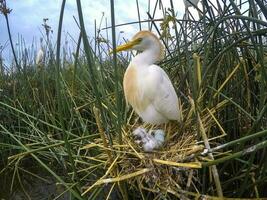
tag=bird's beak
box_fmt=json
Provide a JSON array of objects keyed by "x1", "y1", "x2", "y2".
[{"x1": 110, "y1": 38, "x2": 141, "y2": 54}]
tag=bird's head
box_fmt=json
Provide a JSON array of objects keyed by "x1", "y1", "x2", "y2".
[{"x1": 113, "y1": 30, "x2": 165, "y2": 61}]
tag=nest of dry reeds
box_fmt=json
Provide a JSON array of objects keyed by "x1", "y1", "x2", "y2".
[{"x1": 81, "y1": 98, "x2": 228, "y2": 198}]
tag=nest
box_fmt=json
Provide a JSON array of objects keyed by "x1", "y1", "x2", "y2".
[
  {"x1": 113, "y1": 122, "x2": 203, "y2": 198},
  {"x1": 81, "y1": 100, "x2": 228, "y2": 198}
]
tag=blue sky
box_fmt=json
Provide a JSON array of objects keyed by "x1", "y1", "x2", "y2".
[{"x1": 0, "y1": 0, "x2": 188, "y2": 65}]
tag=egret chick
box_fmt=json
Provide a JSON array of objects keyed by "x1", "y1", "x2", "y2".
[{"x1": 133, "y1": 127, "x2": 165, "y2": 152}]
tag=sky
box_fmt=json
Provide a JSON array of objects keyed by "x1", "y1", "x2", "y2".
[{"x1": 0, "y1": 0, "x2": 192, "y2": 66}]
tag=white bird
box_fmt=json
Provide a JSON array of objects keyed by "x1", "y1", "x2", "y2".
[
  {"x1": 183, "y1": 0, "x2": 201, "y2": 20},
  {"x1": 115, "y1": 30, "x2": 181, "y2": 125},
  {"x1": 114, "y1": 31, "x2": 182, "y2": 151},
  {"x1": 36, "y1": 38, "x2": 44, "y2": 66},
  {"x1": 183, "y1": 0, "x2": 199, "y2": 10},
  {"x1": 36, "y1": 47, "x2": 44, "y2": 66}
]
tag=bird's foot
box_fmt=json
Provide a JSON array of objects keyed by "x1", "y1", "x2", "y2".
[{"x1": 132, "y1": 127, "x2": 165, "y2": 152}]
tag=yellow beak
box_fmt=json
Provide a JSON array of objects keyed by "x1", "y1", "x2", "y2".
[{"x1": 110, "y1": 38, "x2": 141, "y2": 54}]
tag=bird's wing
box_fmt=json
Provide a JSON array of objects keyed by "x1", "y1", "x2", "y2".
[{"x1": 142, "y1": 64, "x2": 181, "y2": 121}]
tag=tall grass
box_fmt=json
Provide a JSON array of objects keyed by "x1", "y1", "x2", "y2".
[{"x1": 0, "y1": 0, "x2": 267, "y2": 199}]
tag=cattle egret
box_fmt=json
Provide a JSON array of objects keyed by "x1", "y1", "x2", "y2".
[
  {"x1": 115, "y1": 31, "x2": 181, "y2": 124},
  {"x1": 36, "y1": 48, "x2": 44, "y2": 65},
  {"x1": 183, "y1": 0, "x2": 199, "y2": 9},
  {"x1": 114, "y1": 31, "x2": 182, "y2": 151},
  {"x1": 36, "y1": 38, "x2": 44, "y2": 66},
  {"x1": 183, "y1": 0, "x2": 201, "y2": 20}
]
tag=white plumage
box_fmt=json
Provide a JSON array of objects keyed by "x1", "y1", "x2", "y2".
[
  {"x1": 133, "y1": 127, "x2": 165, "y2": 152},
  {"x1": 183, "y1": 0, "x2": 200, "y2": 9},
  {"x1": 131, "y1": 63, "x2": 181, "y2": 124},
  {"x1": 116, "y1": 31, "x2": 181, "y2": 125},
  {"x1": 114, "y1": 31, "x2": 182, "y2": 151},
  {"x1": 36, "y1": 48, "x2": 44, "y2": 65}
]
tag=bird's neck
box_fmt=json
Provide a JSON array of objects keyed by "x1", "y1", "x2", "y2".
[{"x1": 132, "y1": 48, "x2": 160, "y2": 67}]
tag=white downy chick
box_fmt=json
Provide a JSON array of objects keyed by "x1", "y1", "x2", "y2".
[
  {"x1": 133, "y1": 127, "x2": 165, "y2": 152},
  {"x1": 152, "y1": 129, "x2": 165, "y2": 144},
  {"x1": 132, "y1": 127, "x2": 147, "y2": 144}
]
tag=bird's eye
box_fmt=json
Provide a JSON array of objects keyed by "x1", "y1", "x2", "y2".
[{"x1": 137, "y1": 38, "x2": 142, "y2": 43}]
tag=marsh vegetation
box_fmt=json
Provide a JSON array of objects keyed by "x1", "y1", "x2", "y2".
[{"x1": 0, "y1": 0, "x2": 267, "y2": 199}]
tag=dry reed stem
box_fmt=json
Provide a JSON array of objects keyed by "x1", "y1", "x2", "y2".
[
  {"x1": 153, "y1": 159, "x2": 201, "y2": 168},
  {"x1": 82, "y1": 155, "x2": 120, "y2": 195},
  {"x1": 93, "y1": 106, "x2": 112, "y2": 161},
  {"x1": 197, "y1": 113, "x2": 223, "y2": 197},
  {"x1": 82, "y1": 168, "x2": 152, "y2": 196}
]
